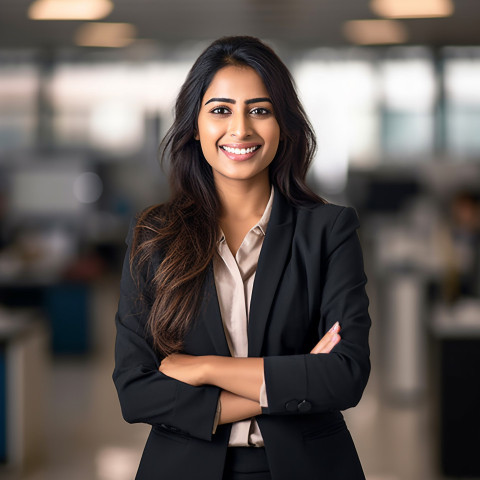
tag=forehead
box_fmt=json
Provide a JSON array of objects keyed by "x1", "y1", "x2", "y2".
[{"x1": 203, "y1": 66, "x2": 269, "y2": 100}]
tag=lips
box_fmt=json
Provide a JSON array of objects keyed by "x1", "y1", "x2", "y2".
[{"x1": 219, "y1": 144, "x2": 261, "y2": 161}]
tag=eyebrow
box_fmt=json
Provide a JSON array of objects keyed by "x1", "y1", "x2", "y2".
[{"x1": 204, "y1": 97, "x2": 272, "y2": 105}]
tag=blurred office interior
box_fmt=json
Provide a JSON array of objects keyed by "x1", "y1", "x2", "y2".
[{"x1": 1, "y1": 0, "x2": 480, "y2": 479}]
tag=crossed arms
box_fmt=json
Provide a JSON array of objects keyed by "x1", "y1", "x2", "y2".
[{"x1": 158, "y1": 322, "x2": 341, "y2": 424}]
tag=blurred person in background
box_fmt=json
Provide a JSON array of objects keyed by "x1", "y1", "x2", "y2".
[
  {"x1": 442, "y1": 190, "x2": 480, "y2": 302},
  {"x1": 113, "y1": 36, "x2": 371, "y2": 480}
]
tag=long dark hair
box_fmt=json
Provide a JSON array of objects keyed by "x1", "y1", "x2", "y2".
[{"x1": 131, "y1": 36, "x2": 325, "y2": 356}]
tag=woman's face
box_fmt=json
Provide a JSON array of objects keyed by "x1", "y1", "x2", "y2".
[{"x1": 195, "y1": 65, "x2": 281, "y2": 188}]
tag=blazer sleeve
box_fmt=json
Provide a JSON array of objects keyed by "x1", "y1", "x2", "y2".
[
  {"x1": 262, "y1": 206, "x2": 371, "y2": 415},
  {"x1": 112, "y1": 218, "x2": 220, "y2": 441}
]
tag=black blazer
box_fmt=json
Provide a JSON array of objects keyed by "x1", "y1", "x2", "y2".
[{"x1": 113, "y1": 189, "x2": 371, "y2": 480}]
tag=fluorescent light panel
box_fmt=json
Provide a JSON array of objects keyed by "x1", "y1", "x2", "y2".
[
  {"x1": 370, "y1": 0, "x2": 454, "y2": 18},
  {"x1": 75, "y1": 23, "x2": 136, "y2": 48},
  {"x1": 28, "y1": 0, "x2": 113, "y2": 20},
  {"x1": 343, "y1": 19, "x2": 408, "y2": 45}
]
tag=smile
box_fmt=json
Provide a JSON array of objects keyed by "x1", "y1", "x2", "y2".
[{"x1": 220, "y1": 145, "x2": 261, "y2": 155}]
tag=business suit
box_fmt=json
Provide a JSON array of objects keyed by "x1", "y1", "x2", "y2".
[{"x1": 113, "y1": 188, "x2": 371, "y2": 480}]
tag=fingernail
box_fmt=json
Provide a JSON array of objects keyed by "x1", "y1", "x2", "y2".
[
  {"x1": 329, "y1": 322, "x2": 339, "y2": 333},
  {"x1": 330, "y1": 333, "x2": 339, "y2": 343}
]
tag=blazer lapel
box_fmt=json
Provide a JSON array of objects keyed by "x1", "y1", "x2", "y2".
[
  {"x1": 248, "y1": 190, "x2": 294, "y2": 357},
  {"x1": 196, "y1": 265, "x2": 231, "y2": 356}
]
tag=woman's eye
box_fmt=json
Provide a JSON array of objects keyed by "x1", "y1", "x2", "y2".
[
  {"x1": 211, "y1": 106, "x2": 230, "y2": 115},
  {"x1": 250, "y1": 107, "x2": 270, "y2": 116}
]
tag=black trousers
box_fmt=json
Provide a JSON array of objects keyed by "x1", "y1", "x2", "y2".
[{"x1": 223, "y1": 447, "x2": 271, "y2": 480}]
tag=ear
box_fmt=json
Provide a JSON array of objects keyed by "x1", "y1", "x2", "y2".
[{"x1": 194, "y1": 131, "x2": 200, "y2": 141}]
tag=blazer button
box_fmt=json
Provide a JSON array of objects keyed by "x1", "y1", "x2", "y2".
[
  {"x1": 285, "y1": 400, "x2": 299, "y2": 412},
  {"x1": 298, "y1": 400, "x2": 311, "y2": 412}
]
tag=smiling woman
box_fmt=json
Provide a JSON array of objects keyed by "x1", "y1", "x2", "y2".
[
  {"x1": 112, "y1": 36, "x2": 371, "y2": 480},
  {"x1": 195, "y1": 66, "x2": 281, "y2": 189}
]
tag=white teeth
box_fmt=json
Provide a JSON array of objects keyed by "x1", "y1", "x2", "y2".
[{"x1": 222, "y1": 146, "x2": 259, "y2": 154}]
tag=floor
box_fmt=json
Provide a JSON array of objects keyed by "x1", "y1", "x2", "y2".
[{"x1": 0, "y1": 275, "x2": 454, "y2": 480}]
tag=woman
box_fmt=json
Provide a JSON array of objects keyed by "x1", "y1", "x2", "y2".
[{"x1": 113, "y1": 36, "x2": 371, "y2": 480}]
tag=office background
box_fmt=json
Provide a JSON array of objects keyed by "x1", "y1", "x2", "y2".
[{"x1": 1, "y1": 1, "x2": 480, "y2": 479}]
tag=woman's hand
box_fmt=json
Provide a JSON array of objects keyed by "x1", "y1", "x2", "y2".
[
  {"x1": 159, "y1": 353, "x2": 206, "y2": 386},
  {"x1": 310, "y1": 322, "x2": 341, "y2": 354}
]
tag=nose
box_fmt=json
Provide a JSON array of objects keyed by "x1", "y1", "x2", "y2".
[{"x1": 229, "y1": 113, "x2": 252, "y2": 138}]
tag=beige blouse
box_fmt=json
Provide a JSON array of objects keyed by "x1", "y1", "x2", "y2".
[{"x1": 212, "y1": 187, "x2": 274, "y2": 447}]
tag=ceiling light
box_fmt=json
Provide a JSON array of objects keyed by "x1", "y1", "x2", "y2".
[
  {"x1": 75, "y1": 23, "x2": 136, "y2": 48},
  {"x1": 28, "y1": 0, "x2": 113, "y2": 21},
  {"x1": 370, "y1": 0, "x2": 454, "y2": 18},
  {"x1": 343, "y1": 20, "x2": 408, "y2": 45}
]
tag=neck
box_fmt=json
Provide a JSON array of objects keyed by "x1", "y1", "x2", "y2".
[{"x1": 216, "y1": 178, "x2": 271, "y2": 222}]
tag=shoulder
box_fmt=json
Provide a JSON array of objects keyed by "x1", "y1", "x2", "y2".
[
  {"x1": 287, "y1": 201, "x2": 362, "y2": 259},
  {"x1": 135, "y1": 203, "x2": 166, "y2": 227},
  {"x1": 126, "y1": 204, "x2": 166, "y2": 244},
  {"x1": 124, "y1": 205, "x2": 167, "y2": 281},
  {"x1": 294, "y1": 201, "x2": 360, "y2": 232}
]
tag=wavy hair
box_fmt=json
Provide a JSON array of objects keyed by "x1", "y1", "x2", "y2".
[{"x1": 131, "y1": 36, "x2": 325, "y2": 356}]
